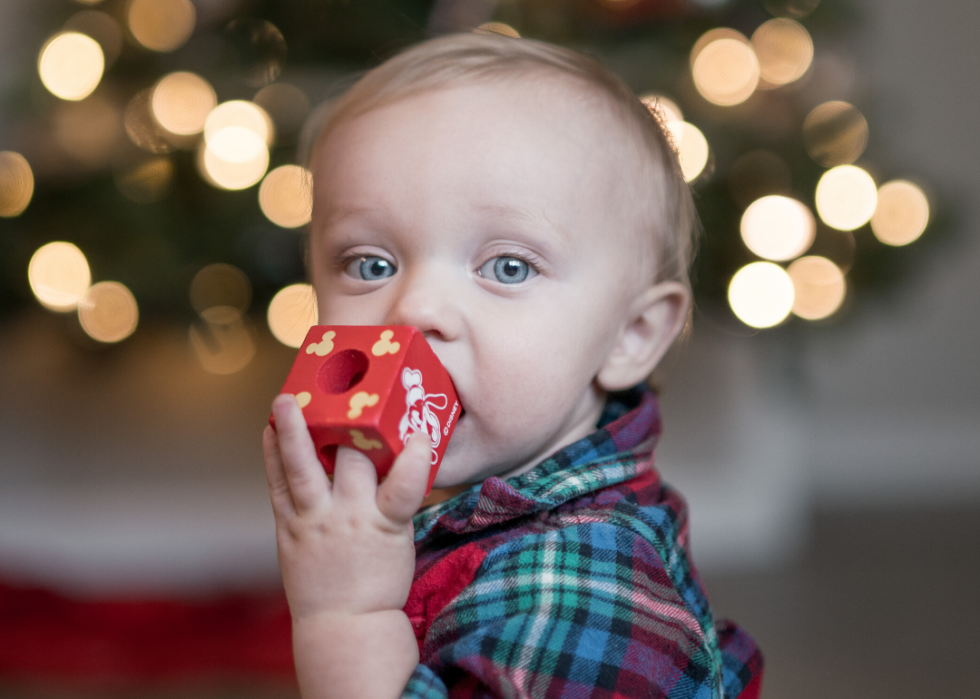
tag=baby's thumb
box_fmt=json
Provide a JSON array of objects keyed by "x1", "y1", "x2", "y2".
[{"x1": 377, "y1": 432, "x2": 432, "y2": 525}]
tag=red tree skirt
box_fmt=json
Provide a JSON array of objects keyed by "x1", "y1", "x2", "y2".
[{"x1": 0, "y1": 580, "x2": 294, "y2": 682}]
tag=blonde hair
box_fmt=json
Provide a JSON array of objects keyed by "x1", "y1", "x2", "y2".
[{"x1": 301, "y1": 33, "x2": 698, "y2": 286}]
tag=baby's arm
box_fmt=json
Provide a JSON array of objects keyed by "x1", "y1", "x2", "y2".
[{"x1": 263, "y1": 395, "x2": 432, "y2": 699}]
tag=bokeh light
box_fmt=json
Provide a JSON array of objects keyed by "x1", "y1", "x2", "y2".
[
  {"x1": 871, "y1": 180, "x2": 930, "y2": 246},
  {"x1": 475, "y1": 23, "x2": 521, "y2": 38},
  {"x1": 691, "y1": 29, "x2": 759, "y2": 106},
  {"x1": 0, "y1": 152, "x2": 35, "y2": 217},
  {"x1": 199, "y1": 141, "x2": 269, "y2": 190},
  {"x1": 751, "y1": 18, "x2": 813, "y2": 87},
  {"x1": 64, "y1": 11, "x2": 123, "y2": 67},
  {"x1": 259, "y1": 165, "x2": 313, "y2": 228},
  {"x1": 740, "y1": 195, "x2": 816, "y2": 261},
  {"x1": 128, "y1": 0, "x2": 196, "y2": 53},
  {"x1": 268, "y1": 283, "x2": 318, "y2": 348},
  {"x1": 787, "y1": 256, "x2": 846, "y2": 320},
  {"x1": 38, "y1": 32, "x2": 104, "y2": 101},
  {"x1": 204, "y1": 101, "x2": 274, "y2": 150},
  {"x1": 78, "y1": 281, "x2": 139, "y2": 342},
  {"x1": 803, "y1": 101, "x2": 869, "y2": 167},
  {"x1": 253, "y1": 84, "x2": 310, "y2": 146},
  {"x1": 666, "y1": 121, "x2": 709, "y2": 182},
  {"x1": 115, "y1": 156, "x2": 173, "y2": 203},
  {"x1": 190, "y1": 263, "x2": 252, "y2": 317},
  {"x1": 728, "y1": 261, "x2": 795, "y2": 328},
  {"x1": 199, "y1": 101, "x2": 272, "y2": 190},
  {"x1": 639, "y1": 94, "x2": 683, "y2": 124},
  {"x1": 125, "y1": 89, "x2": 174, "y2": 153},
  {"x1": 190, "y1": 313, "x2": 256, "y2": 375},
  {"x1": 815, "y1": 165, "x2": 878, "y2": 231},
  {"x1": 28, "y1": 242, "x2": 91, "y2": 312},
  {"x1": 151, "y1": 72, "x2": 217, "y2": 136}
]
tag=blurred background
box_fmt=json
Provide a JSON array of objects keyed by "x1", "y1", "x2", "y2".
[{"x1": 0, "y1": 0, "x2": 977, "y2": 697}]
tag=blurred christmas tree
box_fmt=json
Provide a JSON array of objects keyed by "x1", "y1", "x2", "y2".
[{"x1": 0, "y1": 0, "x2": 944, "y2": 367}]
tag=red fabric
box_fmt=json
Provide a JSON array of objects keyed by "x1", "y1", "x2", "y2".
[
  {"x1": 0, "y1": 581, "x2": 294, "y2": 682},
  {"x1": 403, "y1": 545, "x2": 487, "y2": 652}
]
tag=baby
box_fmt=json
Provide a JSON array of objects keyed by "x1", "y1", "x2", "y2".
[{"x1": 262, "y1": 33, "x2": 762, "y2": 699}]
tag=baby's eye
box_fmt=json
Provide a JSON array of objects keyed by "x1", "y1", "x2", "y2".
[
  {"x1": 346, "y1": 255, "x2": 396, "y2": 281},
  {"x1": 478, "y1": 256, "x2": 537, "y2": 284}
]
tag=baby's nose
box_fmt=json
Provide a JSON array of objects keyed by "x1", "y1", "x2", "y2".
[{"x1": 385, "y1": 268, "x2": 461, "y2": 342}]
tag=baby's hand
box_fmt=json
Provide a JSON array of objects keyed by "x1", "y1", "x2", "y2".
[{"x1": 262, "y1": 394, "x2": 432, "y2": 623}]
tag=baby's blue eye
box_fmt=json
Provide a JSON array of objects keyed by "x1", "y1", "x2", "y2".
[
  {"x1": 347, "y1": 256, "x2": 395, "y2": 281},
  {"x1": 480, "y1": 256, "x2": 535, "y2": 284}
]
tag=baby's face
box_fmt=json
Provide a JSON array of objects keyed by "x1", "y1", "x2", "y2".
[{"x1": 310, "y1": 81, "x2": 651, "y2": 486}]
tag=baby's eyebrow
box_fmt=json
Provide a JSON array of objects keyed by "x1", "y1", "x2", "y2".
[
  {"x1": 474, "y1": 203, "x2": 566, "y2": 243},
  {"x1": 319, "y1": 204, "x2": 382, "y2": 230}
]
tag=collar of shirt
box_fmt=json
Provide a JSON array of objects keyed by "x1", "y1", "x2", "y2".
[{"x1": 413, "y1": 385, "x2": 663, "y2": 542}]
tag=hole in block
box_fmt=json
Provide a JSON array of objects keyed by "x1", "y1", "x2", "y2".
[{"x1": 317, "y1": 348, "x2": 369, "y2": 394}]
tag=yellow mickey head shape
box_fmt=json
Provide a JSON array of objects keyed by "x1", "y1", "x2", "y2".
[
  {"x1": 371, "y1": 330, "x2": 400, "y2": 356},
  {"x1": 306, "y1": 331, "x2": 336, "y2": 357},
  {"x1": 350, "y1": 429, "x2": 383, "y2": 451},
  {"x1": 347, "y1": 391, "x2": 379, "y2": 419}
]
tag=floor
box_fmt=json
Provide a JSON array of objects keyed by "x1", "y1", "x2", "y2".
[{"x1": 1, "y1": 505, "x2": 977, "y2": 699}]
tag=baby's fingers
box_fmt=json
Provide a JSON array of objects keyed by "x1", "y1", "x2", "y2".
[
  {"x1": 262, "y1": 425, "x2": 296, "y2": 519},
  {"x1": 377, "y1": 432, "x2": 432, "y2": 525},
  {"x1": 270, "y1": 394, "x2": 329, "y2": 512}
]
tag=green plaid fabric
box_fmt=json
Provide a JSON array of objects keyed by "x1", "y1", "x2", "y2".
[{"x1": 402, "y1": 387, "x2": 762, "y2": 698}]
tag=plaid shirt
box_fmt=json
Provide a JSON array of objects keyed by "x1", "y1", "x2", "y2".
[{"x1": 402, "y1": 387, "x2": 763, "y2": 698}]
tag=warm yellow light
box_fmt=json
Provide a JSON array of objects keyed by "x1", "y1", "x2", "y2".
[
  {"x1": 115, "y1": 156, "x2": 173, "y2": 203},
  {"x1": 151, "y1": 72, "x2": 216, "y2": 136},
  {"x1": 803, "y1": 101, "x2": 868, "y2": 167},
  {"x1": 28, "y1": 242, "x2": 92, "y2": 312},
  {"x1": 787, "y1": 256, "x2": 846, "y2": 320},
  {"x1": 475, "y1": 22, "x2": 520, "y2": 38},
  {"x1": 0, "y1": 152, "x2": 35, "y2": 217},
  {"x1": 691, "y1": 29, "x2": 759, "y2": 107},
  {"x1": 815, "y1": 165, "x2": 878, "y2": 231},
  {"x1": 190, "y1": 314, "x2": 256, "y2": 375},
  {"x1": 204, "y1": 101, "x2": 274, "y2": 151},
  {"x1": 199, "y1": 102, "x2": 273, "y2": 188},
  {"x1": 125, "y1": 89, "x2": 174, "y2": 154},
  {"x1": 740, "y1": 195, "x2": 815, "y2": 261},
  {"x1": 78, "y1": 281, "x2": 139, "y2": 342},
  {"x1": 639, "y1": 94, "x2": 683, "y2": 124},
  {"x1": 665, "y1": 121, "x2": 709, "y2": 182},
  {"x1": 198, "y1": 139, "x2": 269, "y2": 191},
  {"x1": 728, "y1": 262, "x2": 795, "y2": 328},
  {"x1": 871, "y1": 180, "x2": 930, "y2": 246},
  {"x1": 751, "y1": 18, "x2": 813, "y2": 87},
  {"x1": 259, "y1": 165, "x2": 313, "y2": 228},
  {"x1": 128, "y1": 0, "x2": 196, "y2": 53},
  {"x1": 38, "y1": 32, "x2": 104, "y2": 101},
  {"x1": 268, "y1": 283, "x2": 318, "y2": 348},
  {"x1": 189, "y1": 263, "x2": 252, "y2": 317}
]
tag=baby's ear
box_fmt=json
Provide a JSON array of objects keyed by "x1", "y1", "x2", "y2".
[{"x1": 596, "y1": 282, "x2": 691, "y2": 392}]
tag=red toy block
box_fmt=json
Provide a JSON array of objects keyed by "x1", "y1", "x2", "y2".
[{"x1": 273, "y1": 325, "x2": 461, "y2": 493}]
